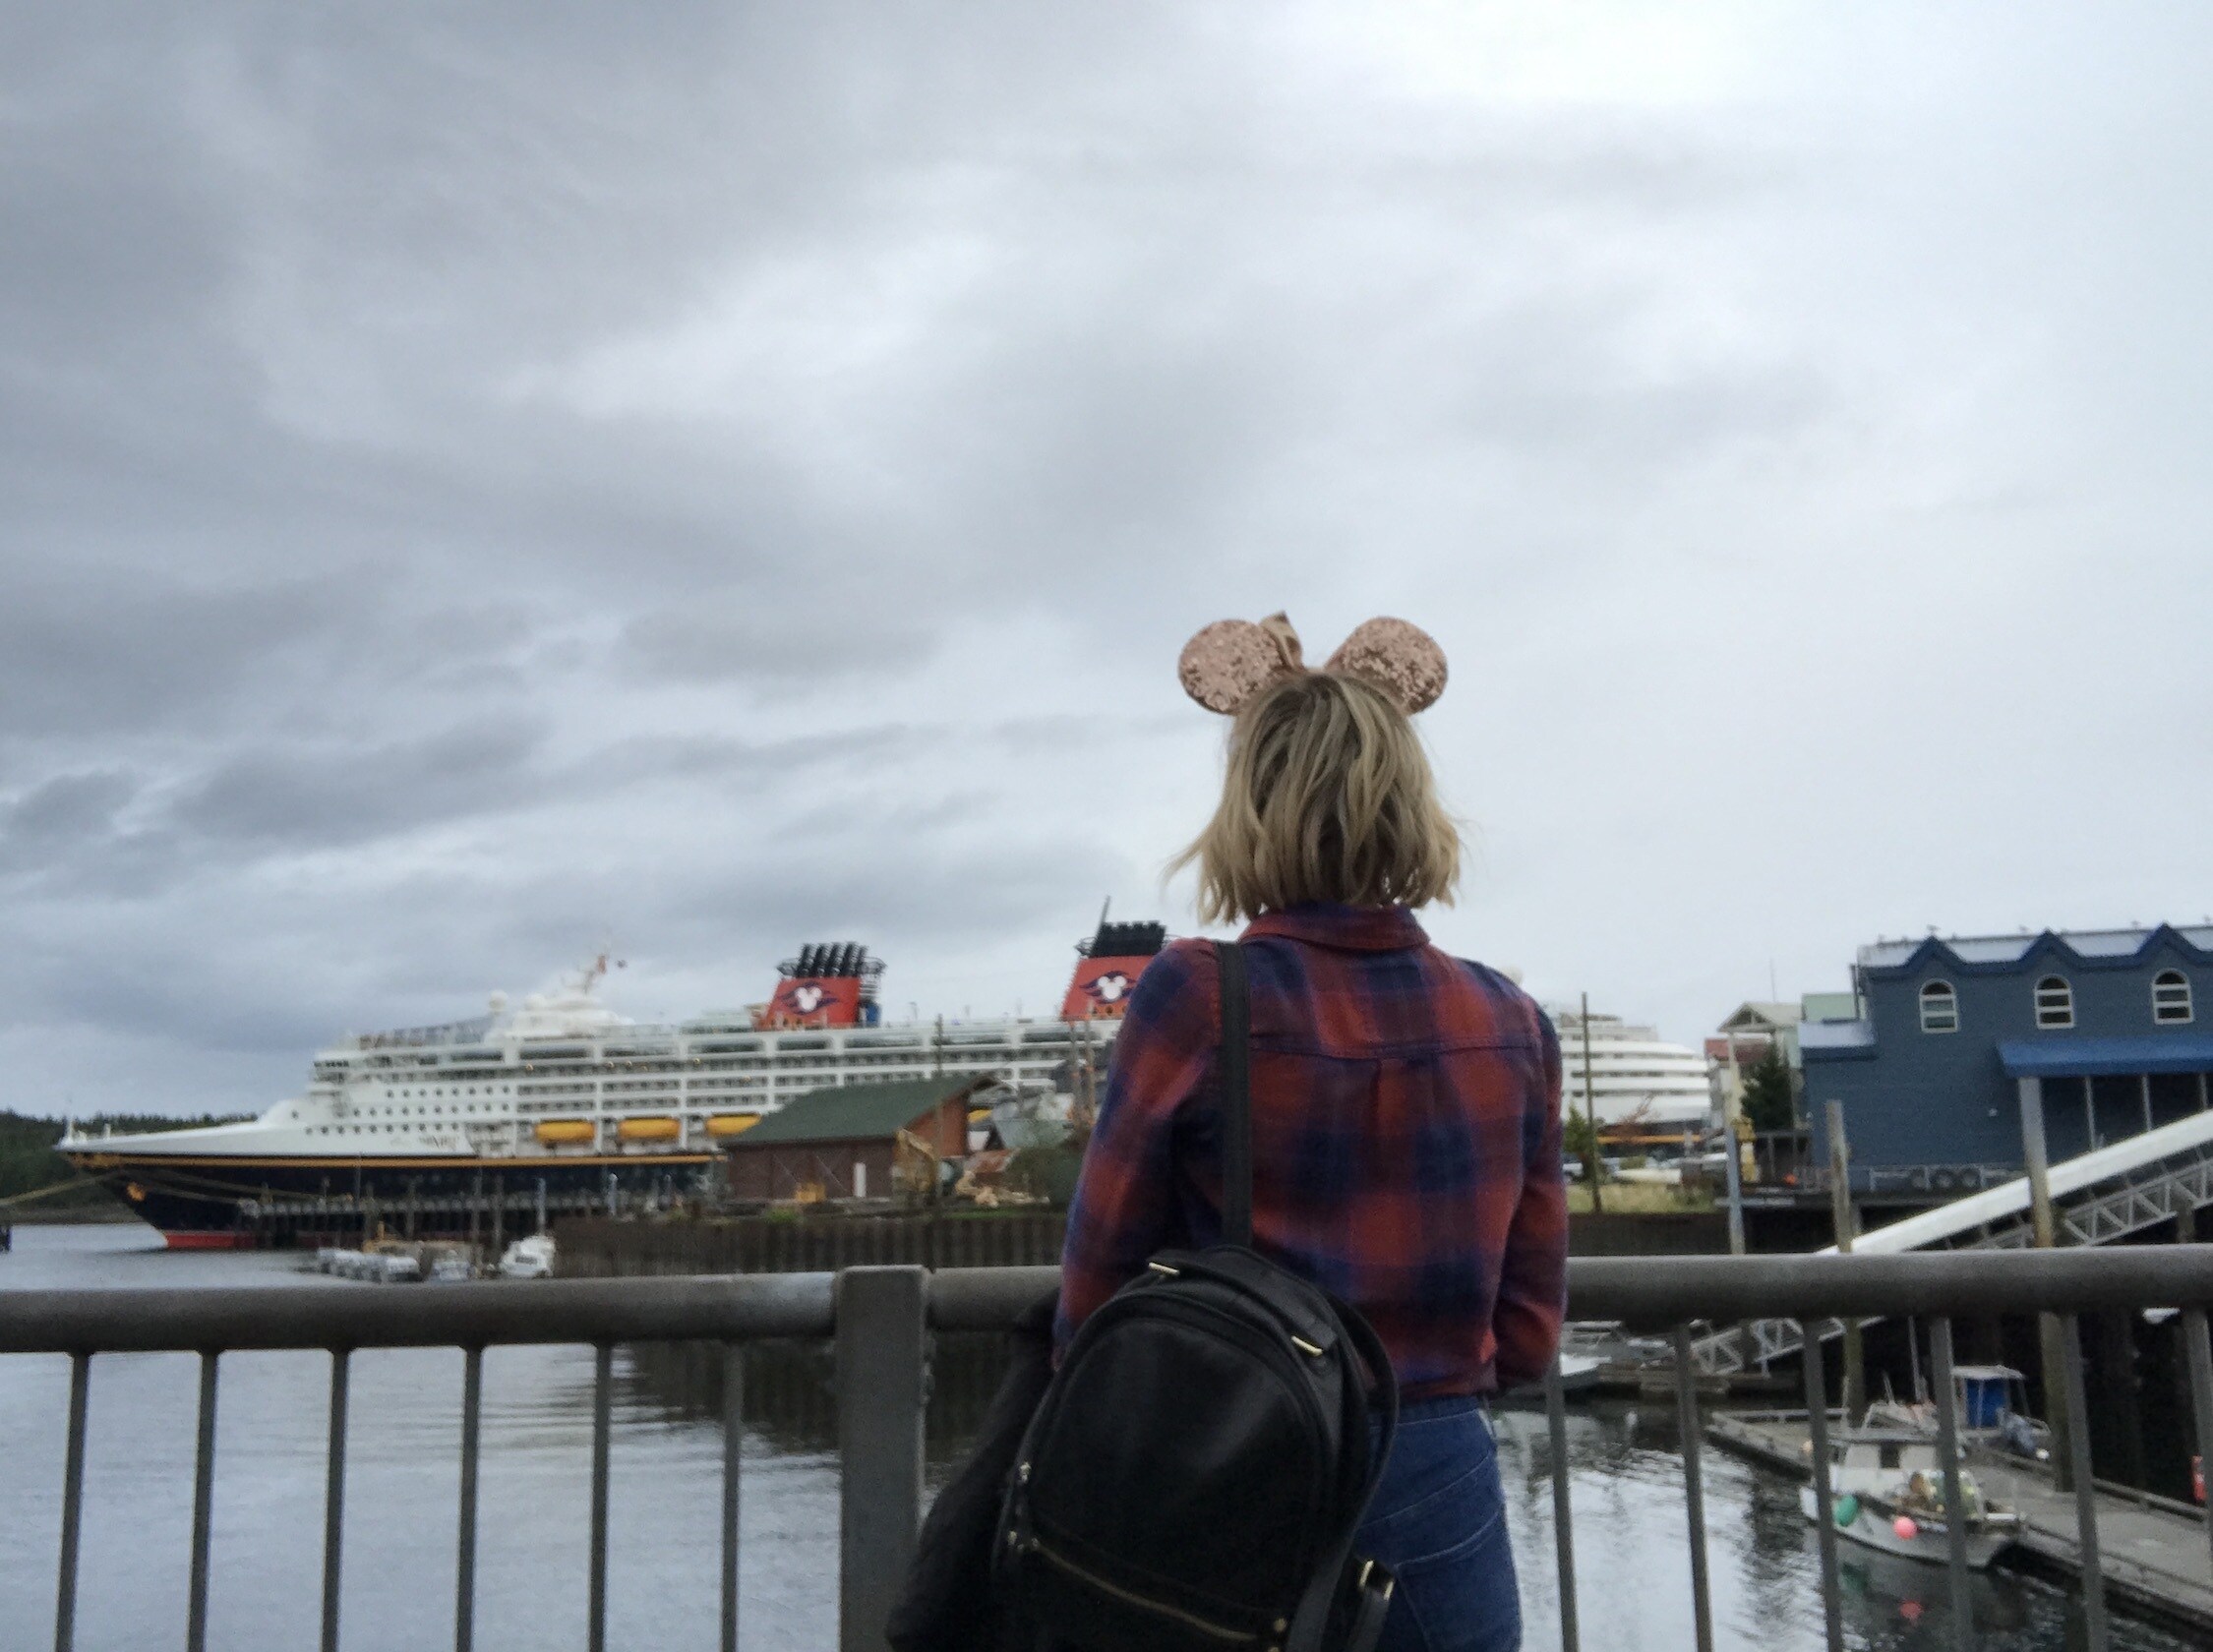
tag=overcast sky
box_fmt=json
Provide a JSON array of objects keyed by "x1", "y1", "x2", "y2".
[{"x1": 5, "y1": 4, "x2": 2210, "y2": 1118}]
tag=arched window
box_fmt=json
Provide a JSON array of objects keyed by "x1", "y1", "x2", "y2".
[
  {"x1": 2034, "y1": 975, "x2": 2074, "y2": 1030},
  {"x1": 1919, "y1": 980, "x2": 1959, "y2": 1033},
  {"x1": 2153, "y1": 970, "x2": 2193, "y2": 1026}
]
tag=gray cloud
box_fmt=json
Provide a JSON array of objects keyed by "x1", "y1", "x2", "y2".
[
  {"x1": 620, "y1": 600, "x2": 938, "y2": 688},
  {"x1": 4, "y1": 4, "x2": 2211, "y2": 1115}
]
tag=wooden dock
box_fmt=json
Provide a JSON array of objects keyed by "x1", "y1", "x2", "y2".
[{"x1": 1706, "y1": 1410, "x2": 2213, "y2": 1635}]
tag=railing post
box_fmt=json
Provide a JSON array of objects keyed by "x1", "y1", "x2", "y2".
[
  {"x1": 1927, "y1": 1318, "x2": 1973, "y2": 1650},
  {"x1": 837, "y1": 1267, "x2": 927, "y2": 1652},
  {"x1": 2183, "y1": 1307, "x2": 2213, "y2": 1584},
  {"x1": 1801, "y1": 1333, "x2": 1844, "y2": 1652},
  {"x1": 2056, "y1": 1314, "x2": 2108, "y2": 1652},
  {"x1": 52, "y1": 1351, "x2": 89, "y2": 1652},
  {"x1": 588, "y1": 1343, "x2": 613, "y2": 1652},
  {"x1": 721, "y1": 1342, "x2": 745, "y2": 1652},
  {"x1": 1542, "y1": 1357, "x2": 1579, "y2": 1652},
  {"x1": 187, "y1": 1351, "x2": 219, "y2": 1652},
  {"x1": 322, "y1": 1348, "x2": 350, "y2": 1652},
  {"x1": 454, "y1": 1346, "x2": 483, "y2": 1652},
  {"x1": 1669, "y1": 1326, "x2": 1713, "y2": 1652}
]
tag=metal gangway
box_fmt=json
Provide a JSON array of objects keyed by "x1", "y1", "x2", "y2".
[{"x1": 1697, "y1": 1106, "x2": 2213, "y2": 1374}]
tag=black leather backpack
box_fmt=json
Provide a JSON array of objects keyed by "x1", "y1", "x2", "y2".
[{"x1": 994, "y1": 941, "x2": 1400, "y2": 1652}]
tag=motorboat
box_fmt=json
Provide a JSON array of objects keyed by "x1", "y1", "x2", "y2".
[
  {"x1": 1799, "y1": 1424, "x2": 2020, "y2": 1567},
  {"x1": 498, "y1": 1233, "x2": 557, "y2": 1279}
]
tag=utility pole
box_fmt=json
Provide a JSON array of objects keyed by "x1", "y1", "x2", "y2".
[
  {"x1": 2018, "y1": 1076, "x2": 2077, "y2": 1492},
  {"x1": 1825, "y1": 1100, "x2": 1865, "y2": 1421},
  {"x1": 1580, "y1": 992, "x2": 1603, "y2": 1215}
]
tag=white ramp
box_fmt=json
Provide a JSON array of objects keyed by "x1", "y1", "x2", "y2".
[{"x1": 1696, "y1": 1106, "x2": 2213, "y2": 1373}]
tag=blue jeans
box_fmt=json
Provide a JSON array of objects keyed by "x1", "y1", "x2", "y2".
[{"x1": 1357, "y1": 1396, "x2": 1520, "y2": 1652}]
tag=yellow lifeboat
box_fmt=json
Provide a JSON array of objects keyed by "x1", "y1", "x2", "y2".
[
  {"x1": 705, "y1": 1113, "x2": 762, "y2": 1139},
  {"x1": 534, "y1": 1119, "x2": 596, "y2": 1147},
  {"x1": 616, "y1": 1116, "x2": 682, "y2": 1143}
]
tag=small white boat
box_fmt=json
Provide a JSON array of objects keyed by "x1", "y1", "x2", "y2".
[
  {"x1": 498, "y1": 1234, "x2": 556, "y2": 1279},
  {"x1": 1800, "y1": 1425, "x2": 2020, "y2": 1568},
  {"x1": 315, "y1": 1247, "x2": 423, "y2": 1282}
]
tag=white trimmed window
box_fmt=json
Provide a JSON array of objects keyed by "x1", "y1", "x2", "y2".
[
  {"x1": 2035, "y1": 975, "x2": 2074, "y2": 1030},
  {"x1": 1919, "y1": 980, "x2": 1959, "y2": 1033},
  {"x1": 2153, "y1": 970, "x2": 2193, "y2": 1026}
]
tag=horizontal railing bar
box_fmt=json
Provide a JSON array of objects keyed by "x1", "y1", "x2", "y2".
[
  {"x1": 9, "y1": 1248, "x2": 2213, "y2": 1357},
  {"x1": 927, "y1": 1266, "x2": 1060, "y2": 1328},
  {"x1": 0, "y1": 1273, "x2": 835, "y2": 1354},
  {"x1": 1562, "y1": 1247, "x2": 2213, "y2": 1325},
  {"x1": 929, "y1": 1249, "x2": 2213, "y2": 1328}
]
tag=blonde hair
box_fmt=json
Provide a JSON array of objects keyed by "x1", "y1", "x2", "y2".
[{"x1": 1171, "y1": 672, "x2": 1461, "y2": 924}]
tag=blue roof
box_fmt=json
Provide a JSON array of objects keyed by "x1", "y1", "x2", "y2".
[
  {"x1": 1858, "y1": 923, "x2": 2213, "y2": 978},
  {"x1": 1997, "y1": 1034, "x2": 2213, "y2": 1079}
]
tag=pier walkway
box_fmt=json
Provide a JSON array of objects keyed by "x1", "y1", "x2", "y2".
[{"x1": 1708, "y1": 1410, "x2": 2213, "y2": 1635}]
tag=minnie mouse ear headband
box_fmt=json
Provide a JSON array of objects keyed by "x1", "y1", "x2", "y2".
[{"x1": 1176, "y1": 612, "x2": 1447, "y2": 716}]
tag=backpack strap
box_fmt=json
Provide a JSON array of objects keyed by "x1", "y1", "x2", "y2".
[{"x1": 1213, "y1": 939, "x2": 1253, "y2": 1248}]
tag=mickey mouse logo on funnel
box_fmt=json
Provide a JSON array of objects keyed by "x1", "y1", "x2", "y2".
[{"x1": 1059, "y1": 917, "x2": 1168, "y2": 1021}]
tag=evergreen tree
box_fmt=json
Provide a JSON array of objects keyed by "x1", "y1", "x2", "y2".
[{"x1": 1738, "y1": 1043, "x2": 1798, "y2": 1133}]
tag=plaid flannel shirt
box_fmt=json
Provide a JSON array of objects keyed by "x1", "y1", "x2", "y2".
[{"x1": 1055, "y1": 903, "x2": 1568, "y2": 1397}]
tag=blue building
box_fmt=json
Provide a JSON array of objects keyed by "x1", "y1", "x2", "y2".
[{"x1": 1802, "y1": 924, "x2": 2213, "y2": 1194}]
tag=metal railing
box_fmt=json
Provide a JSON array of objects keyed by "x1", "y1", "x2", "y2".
[{"x1": 8, "y1": 1249, "x2": 2213, "y2": 1652}]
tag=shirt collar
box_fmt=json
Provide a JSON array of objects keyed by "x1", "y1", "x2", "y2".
[{"x1": 1240, "y1": 903, "x2": 1428, "y2": 953}]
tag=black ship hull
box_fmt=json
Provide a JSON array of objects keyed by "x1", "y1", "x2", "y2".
[{"x1": 59, "y1": 1150, "x2": 721, "y2": 1249}]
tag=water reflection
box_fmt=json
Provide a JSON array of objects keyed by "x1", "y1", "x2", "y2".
[{"x1": 628, "y1": 1331, "x2": 1022, "y2": 1480}]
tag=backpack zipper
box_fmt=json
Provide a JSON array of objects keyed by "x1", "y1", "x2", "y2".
[{"x1": 1025, "y1": 1534, "x2": 1259, "y2": 1644}]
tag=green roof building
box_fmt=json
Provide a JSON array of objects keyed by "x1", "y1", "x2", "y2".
[{"x1": 721, "y1": 1075, "x2": 987, "y2": 1203}]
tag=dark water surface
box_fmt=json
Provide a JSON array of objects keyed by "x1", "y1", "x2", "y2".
[{"x1": 0, "y1": 1225, "x2": 2189, "y2": 1651}]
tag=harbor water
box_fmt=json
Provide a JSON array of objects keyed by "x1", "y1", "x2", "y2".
[{"x1": 0, "y1": 1225, "x2": 2191, "y2": 1652}]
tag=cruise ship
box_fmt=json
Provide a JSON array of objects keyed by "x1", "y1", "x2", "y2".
[
  {"x1": 1544, "y1": 1004, "x2": 1716, "y2": 1146},
  {"x1": 61, "y1": 920, "x2": 1168, "y2": 1248}
]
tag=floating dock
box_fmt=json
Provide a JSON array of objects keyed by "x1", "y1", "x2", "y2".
[{"x1": 1706, "y1": 1409, "x2": 2213, "y2": 1635}]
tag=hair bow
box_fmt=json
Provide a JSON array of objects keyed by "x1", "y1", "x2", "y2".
[{"x1": 1177, "y1": 612, "x2": 1447, "y2": 716}]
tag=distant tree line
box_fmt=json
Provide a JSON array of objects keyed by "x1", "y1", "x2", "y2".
[{"x1": 0, "y1": 1111, "x2": 249, "y2": 1209}]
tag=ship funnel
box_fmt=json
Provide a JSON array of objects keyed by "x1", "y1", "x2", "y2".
[
  {"x1": 756, "y1": 942, "x2": 886, "y2": 1030},
  {"x1": 1061, "y1": 917, "x2": 1167, "y2": 1022}
]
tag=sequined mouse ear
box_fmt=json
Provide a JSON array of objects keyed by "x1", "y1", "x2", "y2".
[
  {"x1": 1324, "y1": 618, "x2": 1448, "y2": 713},
  {"x1": 1177, "y1": 613, "x2": 1306, "y2": 714}
]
